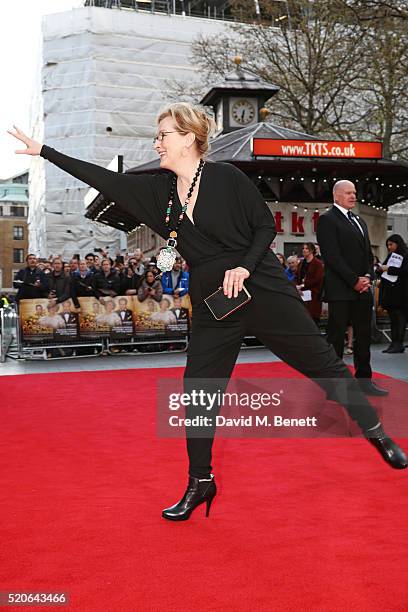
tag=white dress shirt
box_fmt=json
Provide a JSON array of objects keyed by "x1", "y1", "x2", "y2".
[{"x1": 333, "y1": 203, "x2": 364, "y2": 235}]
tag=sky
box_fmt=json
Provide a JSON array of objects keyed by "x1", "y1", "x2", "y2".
[{"x1": 0, "y1": 0, "x2": 84, "y2": 179}]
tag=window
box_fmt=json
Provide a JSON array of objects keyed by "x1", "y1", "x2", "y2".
[
  {"x1": 0, "y1": 206, "x2": 3, "y2": 216},
  {"x1": 10, "y1": 206, "x2": 25, "y2": 217},
  {"x1": 13, "y1": 248, "x2": 24, "y2": 263},
  {"x1": 13, "y1": 226, "x2": 24, "y2": 240}
]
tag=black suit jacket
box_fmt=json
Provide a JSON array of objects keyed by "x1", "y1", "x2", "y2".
[
  {"x1": 316, "y1": 206, "x2": 373, "y2": 301},
  {"x1": 59, "y1": 312, "x2": 79, "y2": 327},
  {"x1": 117, "y1": 309, "x2": 133, "y2": 322},
  {"x1": 171, "y1": 307, "x2": 189, "y2": 321}
]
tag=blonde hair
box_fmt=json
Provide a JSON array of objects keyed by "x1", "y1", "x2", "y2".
[{"x1": 157, "y1": 102, "x2": 216, "y2": 157}]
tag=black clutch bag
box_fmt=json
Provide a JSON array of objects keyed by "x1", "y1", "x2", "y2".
[{"x1": 204, "y1": 285, "x2": 252, "y2": 320}]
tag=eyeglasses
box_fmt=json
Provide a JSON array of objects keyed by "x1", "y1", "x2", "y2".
[{"x1": 153, "y1": 131, "x2": 179, "y2": 144}]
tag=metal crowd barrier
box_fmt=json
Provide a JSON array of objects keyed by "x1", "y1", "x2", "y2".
[
  {"x1": 0, "y1": 302, "x2": 398, "y2": 363},
  {"x1": 2, "y1": 305, "x2": 188, "y2": 361},
  {"x1": 0, "y1": 305, "x2": 17, "y2": 363}
]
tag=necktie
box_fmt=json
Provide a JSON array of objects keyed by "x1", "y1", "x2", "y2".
[{"x1": 347, "y1": 211, "x2": 363, "y2": 235}]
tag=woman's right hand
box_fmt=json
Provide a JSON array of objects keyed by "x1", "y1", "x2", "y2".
[{"x1": 7, "y1": 125, "x2": 42, "y2": 156}]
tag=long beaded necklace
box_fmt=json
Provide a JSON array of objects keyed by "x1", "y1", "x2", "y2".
[{"x1": 156, "y1": 158, "x2": 205, "y2": 273}]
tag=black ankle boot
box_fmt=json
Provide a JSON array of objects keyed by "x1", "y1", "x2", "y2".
[
  {"x1": 162, "y1": 475, "x2": 216, "y2": 521},
  {"x1": 365, "y1": 424, "x2": 408, "y2": 469},
  {"x1": 386, "y1": 343, "x2": 405, "y2": 354},
  {"x1": 382, "y1": 343, "x2": 394, "y2": 353}
]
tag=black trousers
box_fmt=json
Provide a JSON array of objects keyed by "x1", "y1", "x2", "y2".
[
  {"x1": 387, "y1": 306, "x2": 407, "y2": 345},
  {"x1": 185, "y1": 290, "x2": 379, "y2": 478},
  {"x1": 326, "y1": 295, "x2": 373, "y2": 379}
]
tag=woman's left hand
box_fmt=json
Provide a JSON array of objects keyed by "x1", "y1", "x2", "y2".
[
  {"x1": 379, "y1": 265, "x2": 388, "y2": 272},
  {"x1": 223, "y1": 267, "x2": 250, "y2": 298}
]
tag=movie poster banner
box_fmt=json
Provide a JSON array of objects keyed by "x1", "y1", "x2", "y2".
[
  {"x1": 19, "y1": 298, "x2": 79, "y2": 344},
  {"x1": 19, "y1": 294, "x2": 192, "y2": 345},
  {"x1": 78, "y1": 296, "x2": 134, "y2": 340},
  {"x1": 133, "y1": 294, "x2": 191, "y2": 338}
]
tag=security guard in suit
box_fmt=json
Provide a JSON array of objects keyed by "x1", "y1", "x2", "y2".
[{"x1": 317, "y1": 180, "x2": 387, "y2": 396}]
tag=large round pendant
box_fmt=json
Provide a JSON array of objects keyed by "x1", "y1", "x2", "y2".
[{"x1": 157, "y1": 246, "x2": 177, "y2": 272}]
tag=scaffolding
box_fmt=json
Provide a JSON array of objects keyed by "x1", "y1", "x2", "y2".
[
  {"x1": 84, "y1": 1, "x2": 234, "y2": 20},
  {"x1": 82, "y1": 1, "x2": 293, "y2": 23}
]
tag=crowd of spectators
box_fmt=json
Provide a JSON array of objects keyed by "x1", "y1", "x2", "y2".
[
  {"x1": 276, "y1": 243, "x2": 325, "y2": 326},
  {"x1": 4, "y1": 240, "x2": 405, "y2": 357},
  {"x1": 12, "y1": 248, "x2": 190, "y2": 309}
]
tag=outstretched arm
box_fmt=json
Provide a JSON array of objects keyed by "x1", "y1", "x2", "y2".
[{"x1": 7, "y1": 126, "x2": 167, "y2": 235}]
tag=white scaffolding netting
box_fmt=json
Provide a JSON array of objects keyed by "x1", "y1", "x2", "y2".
[{"x1": 29, "y1": 6, "x2": 226, "y2": 259}]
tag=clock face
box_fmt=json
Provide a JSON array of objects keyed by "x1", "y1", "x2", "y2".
[{"x1": 230, "y1": 98, "x2": 257, "y2": 126}]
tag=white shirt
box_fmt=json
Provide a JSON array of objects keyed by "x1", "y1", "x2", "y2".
[{"x1": 333, "y1": 203, "x2": 364, "y2": 235}]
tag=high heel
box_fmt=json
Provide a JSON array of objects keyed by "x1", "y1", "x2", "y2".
[
  {"x1": 205, "y1": 495, "x2": 214, "y2": 517},
  {"x1": 162, "y1": 474, "x2": 216, "y2": 521}
]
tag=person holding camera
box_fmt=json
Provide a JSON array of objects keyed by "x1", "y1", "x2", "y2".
[
  {"x1": 9, "y1": 107, "x2": 407, "y2": 523},
  {"x1": 120, "y1": 256, "x2": 144, "y2": 295},
  {"x1": 137, "y1": 270, "x2": 163, "y2": 303}
]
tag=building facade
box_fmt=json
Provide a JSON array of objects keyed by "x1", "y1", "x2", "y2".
[{"x1": 0, "y1": 172, "x2": 29, "y2": 291}]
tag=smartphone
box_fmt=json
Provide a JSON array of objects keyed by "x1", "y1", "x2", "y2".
[{"x1": 204, "y1": 285, "x2": 251, "y2": 320}]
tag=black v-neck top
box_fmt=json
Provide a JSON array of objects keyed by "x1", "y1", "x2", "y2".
[{"x1": 40, "y1": 145, "x2": 298, "y2": 306}]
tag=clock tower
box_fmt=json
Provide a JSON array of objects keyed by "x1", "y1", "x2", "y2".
[{"x1": 200, "y1": 57, "x2": 279, "y2": 134}]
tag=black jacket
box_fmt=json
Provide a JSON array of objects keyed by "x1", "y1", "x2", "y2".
[
  {"x1": 92, "y1": 270, "x2": 121, "y2": 298},
  {"x1": 316, "y1": 206, "x2": 373, "y2": 301},
  {"x1": 120, "y1": 268, "x2": 143, "y2": 294},
  {"x1": 71, "y1": 272, "x2": 96, "y2": 307},
  {"x1": 47, "y1": 272, "x2": 72, "y2": 303},
  {"x1": 13, "y1": 267, "x2": 49, "y2": 302},
  {"x1": 379, "y1": 253, "x2": 408, "y2": 312}
]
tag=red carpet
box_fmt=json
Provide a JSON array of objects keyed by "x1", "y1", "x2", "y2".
[{"x1": 1, "y1": 362, "x2": 407, "y2": 612}]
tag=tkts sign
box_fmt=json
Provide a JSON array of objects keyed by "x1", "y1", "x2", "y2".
[
  {"x1": 252, "y1": 138, "x2": 382, "y2": 159},
  {"x1": 274, "y1": 210, "x2": 320, "y2": 235}
]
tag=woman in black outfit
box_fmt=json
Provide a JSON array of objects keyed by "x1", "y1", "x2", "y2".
[
  {"x1": 9, "y1": 107, "x2": 407, "y2": 521},
  {"x1": 377, "y1": 234, "x2": 408, "y2": 353}
]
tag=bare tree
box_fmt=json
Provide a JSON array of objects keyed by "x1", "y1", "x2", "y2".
[
  {"x1": 167, "y1": 0, "x2": 408, "y2": 159},
  {"x1": 348, "y1": 8, "x2": 408, "y2": 159},
  {"x1": 189, "y1": 0, "x2": 366, "y2": 137},
  {"x1": 346, "y1": 0, "x2": 408, "y2": 22}
]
